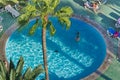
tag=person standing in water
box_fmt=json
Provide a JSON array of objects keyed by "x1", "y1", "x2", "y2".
[{"x1": 75, "y1": 32, "x2": 80, "y2": 42}]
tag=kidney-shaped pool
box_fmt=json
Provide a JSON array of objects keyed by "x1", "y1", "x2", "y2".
[{"x1": 6, "y1": 17, "x2": 106, "y2": 80}]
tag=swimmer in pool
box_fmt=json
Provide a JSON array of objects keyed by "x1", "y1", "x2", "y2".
[{"x1": 75, "y1": 32, "x2": 80, "y2": 42}]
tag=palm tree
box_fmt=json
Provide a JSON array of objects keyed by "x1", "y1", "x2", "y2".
[
  {"x1": 18, "y1": 0, "x2": 73, "y2": 80},
  {"x1": 0, "y1": 56, "x2": 44, "y2": 80}
]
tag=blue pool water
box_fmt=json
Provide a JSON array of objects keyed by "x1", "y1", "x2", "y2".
[{"x1": 6, "y1": 17, "x2": 106, "y2": 80}]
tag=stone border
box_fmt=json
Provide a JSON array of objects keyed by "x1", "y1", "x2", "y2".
[{"x1": 0, "y1": 14, "x2": 115, "y2": 79}]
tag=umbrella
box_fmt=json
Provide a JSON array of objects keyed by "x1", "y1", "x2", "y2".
[{"x1": 113, "y1": 31, "x2": 119, "y2": 37}]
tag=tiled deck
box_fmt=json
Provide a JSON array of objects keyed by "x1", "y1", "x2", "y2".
[{"x1": 0, "y1": 14, "x2": 115, "y2": 79}]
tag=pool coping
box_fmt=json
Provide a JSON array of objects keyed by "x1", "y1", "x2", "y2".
[{"x1": 0, "y1": 15, "x2": 115, "y2": 79}]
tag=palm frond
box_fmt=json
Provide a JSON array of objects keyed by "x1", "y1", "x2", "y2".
[
  {"x1": 10, "y1": 69, "x2": 16, "y2": 80},
  {"x1": 0, "y1": 0, "x2": 6, "y2": 6},
  {"x1": 29, "y1": 19, "x2": 39, "y2": 35},
  {"x1": 0, "y1": 61, "x2": 7, "y2": 79},
  {"x1": 55, "y1": 6, "x2": 73, "y2": 17},
  {"x1": 0, "y1": 73, "x2": 4, "y2": 80},
  {"x1": 32, "y1": 64, "x2": 44, "y2": 79},
  {"x1": 35, "y1": 0, "x2": 48, "y2": 14},
  {"x1": 47, "y1": 21, "x2": 56, "y2": 36},
  {"x1": 58, "y1": 17, "x2": 71, "y2": 30},
  {"x1": 15, "y1": 56, "x2": 24, "y2": 78},
  {"x1": 23, "y1": 67, "x2": 33, "y2": 79},
  {"x1": 49, "y1": 0, "x2": 60, "y2": 10},
  {"x1": 10, "y1": 58, "x2": 15, "y2": 68}
]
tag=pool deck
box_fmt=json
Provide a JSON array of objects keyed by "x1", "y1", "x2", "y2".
[
  {"x1": 0, "y1": 14, "x2": 115, "y2": 79},
  {"x1": 0, "y1": 22, "x2": 19, "y2": 68}
]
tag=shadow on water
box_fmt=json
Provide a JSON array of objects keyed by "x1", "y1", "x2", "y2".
[
  {"x1": 46, "y1": 38, "x2": 92, "y2": 80},
  {"x1": 47, "y1": 39, "x2": 86, "y2": 69}
]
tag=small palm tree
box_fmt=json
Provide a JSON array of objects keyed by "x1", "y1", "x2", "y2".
[
  {"x1": 18, "y1": 0, "x2": 73, "y2": 80},
  {"x1": 0, "y1": 56, "x2": 44, "y2": 80}
]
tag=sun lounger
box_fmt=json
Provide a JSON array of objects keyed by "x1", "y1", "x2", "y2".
[
  {"x1": 115, "y1": 18, "x2": 120, "y2": 28},
  {"x1": 107, "y1": 27, "x2": 120, "y2": 40},
  {"x1": 84, "y1": 1, "x2": 93, "y2": 9},
  {"x1": 5, "y1": 5, "x2": 20, "y2": 17},
  {"x1": 107, "y1": 27, "x2": 116, "y2": 37}
]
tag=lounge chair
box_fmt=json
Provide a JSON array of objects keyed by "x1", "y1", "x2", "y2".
[
  {"x1": 5, "y1": 5, "x2": 20, "y2": 17},
  {"x1": 115, "y1": 18, "x2": 120, "y2": 28},
  {"x1": 107, "y1": 27, "x2": 116, "y2": 37}
]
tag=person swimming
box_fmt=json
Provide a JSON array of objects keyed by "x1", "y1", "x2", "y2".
[{"x1": 75, "y1": 32, "x2": 80, "y2": 42}]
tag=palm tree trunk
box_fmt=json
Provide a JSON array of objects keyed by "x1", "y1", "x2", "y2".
[{"x1": 42, "y1": 28, "x2": 49, "y2": 80}]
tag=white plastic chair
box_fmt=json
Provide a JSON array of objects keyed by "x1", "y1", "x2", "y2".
[{"x1": 0, "y1": 25, "x2": 3, "y2": 32}]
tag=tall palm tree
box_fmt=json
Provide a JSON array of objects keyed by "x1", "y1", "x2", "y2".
[
  {"x1": 0, "y1": 56, "x2": 44, "y2": 80},
  {"x1": 18, "y1": 0, "x2": 73, "y2": 80}
]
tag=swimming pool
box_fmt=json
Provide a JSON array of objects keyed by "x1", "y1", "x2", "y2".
[{"x1": 5, "y1": 17, "x2": 106, "y2": 80}]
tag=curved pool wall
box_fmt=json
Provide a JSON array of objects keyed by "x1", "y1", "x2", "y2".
[{"x1": 5, "y1": 17, "x2": 106, "y2": 80}]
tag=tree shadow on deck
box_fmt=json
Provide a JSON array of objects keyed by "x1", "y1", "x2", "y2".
[{"x1": 96, "y1": 70, "x2": 112, "y2": 80}]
